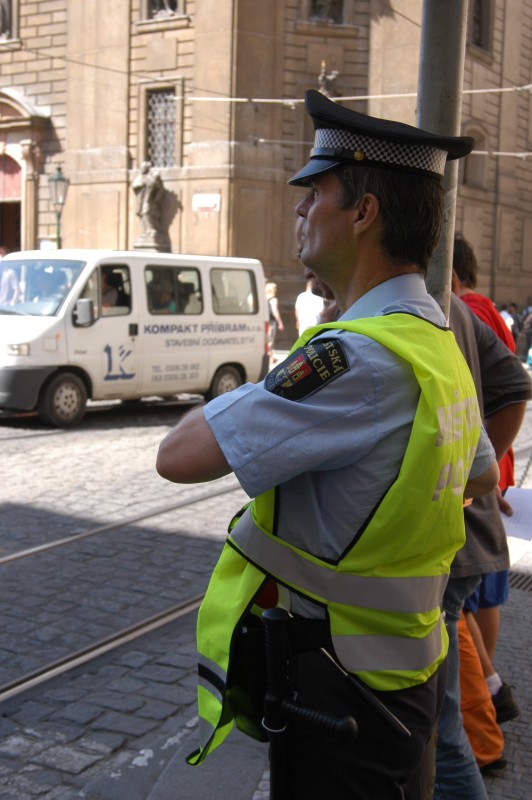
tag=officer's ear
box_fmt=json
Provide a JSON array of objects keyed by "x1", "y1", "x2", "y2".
[{"x1": 352, "y1": 193, "x2": 380, "y2": 235}]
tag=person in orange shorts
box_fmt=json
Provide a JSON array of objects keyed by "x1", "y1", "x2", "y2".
[{"x1": 458, "y1": 613, "x2": 506, "y2": 773}]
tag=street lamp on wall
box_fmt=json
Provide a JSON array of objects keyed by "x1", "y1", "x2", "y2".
[{"x1": 48, "y1": 165, "x2": 70, "y2": 249}]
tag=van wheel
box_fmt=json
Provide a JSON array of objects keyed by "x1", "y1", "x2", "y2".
[
  {"x1": 207, "y1": 366, "x2": 243, "y2": 399},
  {"x1": 37, "y1": 373, "x2": 88, "y2": 428}
]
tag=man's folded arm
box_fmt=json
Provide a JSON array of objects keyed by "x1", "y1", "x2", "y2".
[{"x1": 156, "y1": 407, "x2": 231, "y2": 484}]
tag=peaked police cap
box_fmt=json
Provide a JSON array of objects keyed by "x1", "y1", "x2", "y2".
[{"x1": 288, "y1": 90, "x2": 475, "y2": 186}]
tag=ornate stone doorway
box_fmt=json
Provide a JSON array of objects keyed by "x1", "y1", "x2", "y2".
[
  {"x1": 0, "y1": 89, "x2": 49, "y2": 251},
  {"x1": 0, "y1": 153, "x2": 21, "y2": 251}
]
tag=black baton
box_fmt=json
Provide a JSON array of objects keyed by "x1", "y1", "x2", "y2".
[{"x1": 262, "y1": 608, "x2": 358, "y2": 800}]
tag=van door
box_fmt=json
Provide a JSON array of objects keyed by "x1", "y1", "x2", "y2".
[
  {"x1": 207, "y1": 264, "x2": 266, "y2": 385},
  {"x1": 140, "y1": 263, "x2": 208, "y2": 394},
  {"x1": 67, "y1": 263, "x2": 139, "y2": 399}
]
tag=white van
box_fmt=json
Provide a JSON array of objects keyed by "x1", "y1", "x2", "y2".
[{"x1": 0, "y1": 249, "x2": 269, "y2": 427}]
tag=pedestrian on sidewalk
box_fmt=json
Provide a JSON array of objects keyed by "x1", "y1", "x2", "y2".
[
  {"x1": 452, "y1": 235, "x2": 524, "y2": 725},
  {"x1": 434, "y1": 295, "x2": 531, "y2": 799},
  {"x1": 265, "y1": 280, "x2": 285, "y2": 361},
  {"x1": 294, "y1": 277, "x2": 324, "y2": 336}
]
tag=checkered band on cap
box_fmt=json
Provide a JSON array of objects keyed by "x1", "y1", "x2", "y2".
[{"x1": 313, "y1": 128, "x2": 448, "y2": 176}]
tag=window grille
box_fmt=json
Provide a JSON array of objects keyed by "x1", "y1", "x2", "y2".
[{"x1": 147, "y1": 89, "x2": 176, "y2": 168}]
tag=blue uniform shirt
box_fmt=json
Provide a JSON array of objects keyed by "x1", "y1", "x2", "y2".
[{"x1": 205, "y1": 274, "x2": 494, "y2": 570}]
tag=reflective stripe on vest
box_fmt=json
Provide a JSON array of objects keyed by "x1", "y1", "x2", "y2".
[
  {"x1": 230, "y1": 507, "x2": 448, "y2": 614},
  {"x1": 332, "y1": 617, "x2": 445, "y2": 672},
  {"x1": 198, "y1": 652, "x2": 226, "y2": 706}
]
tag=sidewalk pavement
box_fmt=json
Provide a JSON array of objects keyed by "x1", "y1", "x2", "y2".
[{"x1": 79, "y1": 714, "x2": 270, "y2": 800}]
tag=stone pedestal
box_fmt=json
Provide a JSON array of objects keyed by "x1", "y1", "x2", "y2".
[{"x1": 133, "y1": 231, "x2": 171, "y2": 253}]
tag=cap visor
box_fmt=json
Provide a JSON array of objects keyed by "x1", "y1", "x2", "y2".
[{"x1": 288, "y1": 158, "x2": 341, "y2": 186}]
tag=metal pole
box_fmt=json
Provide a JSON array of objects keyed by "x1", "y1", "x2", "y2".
[
  {"x1": 417, "y1": 0, "x2": 469, "y2": 317},
  {"x1": 56, "y1": 211, "x2": 62, "y2": 250}
]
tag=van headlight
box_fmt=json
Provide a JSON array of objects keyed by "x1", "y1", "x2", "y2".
[{"x1": 7, "y1": 343, "x2": 30, "y2": 356}]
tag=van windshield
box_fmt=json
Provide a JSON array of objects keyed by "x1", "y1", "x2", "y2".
[{"x1": 0, "y1": 258, "x2": 85, "y2": 316}]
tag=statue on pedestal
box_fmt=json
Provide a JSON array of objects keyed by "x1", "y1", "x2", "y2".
[
  {"x1": 318, "y1": 61, "x2": 339, "y2": 98},
  {"x1": 132, "y1": 161, "x2": 170, "y2": 252}
]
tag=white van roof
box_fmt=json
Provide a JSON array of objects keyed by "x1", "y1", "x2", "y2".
[{"x1": 3, "y1": 249, "x2": 262, "y2": 266}]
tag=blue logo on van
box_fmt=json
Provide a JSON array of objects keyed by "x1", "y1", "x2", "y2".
[{"x1": 103, "y1": 344, "x2": 136, "y2": 381}]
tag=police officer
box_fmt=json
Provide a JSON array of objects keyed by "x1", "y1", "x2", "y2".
[{"x1": 156, "y1": 90, "x2": 499, "y2": 799}]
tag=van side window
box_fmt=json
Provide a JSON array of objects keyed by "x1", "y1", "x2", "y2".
[
  {"x1": 145, "y1": 266, "x2": 203, "y2": 315},
  {"x1": 101, "y1": 265, "x2": 132, "y2": 316},
  {"x1": 78, "y1": 265, "x2": 131, "y2": 320},
  {"x1": 210, "y1": 268, "x2": 258, "y2": 314}
]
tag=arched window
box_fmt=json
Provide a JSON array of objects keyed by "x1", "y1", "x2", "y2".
[{"x1": 0, "y1": 154, "x2": 21, "y2": 200}]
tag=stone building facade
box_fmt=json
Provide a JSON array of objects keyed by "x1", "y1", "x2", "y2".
[{"x1": 0, "y1": 0, "x2": 531, "y2": 346}]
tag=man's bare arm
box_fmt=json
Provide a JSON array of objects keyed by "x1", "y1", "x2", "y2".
[
  {"x1": 484, "y1": 401, "x2": 527, "y2": 462},
  {"x1": 156, "y1": 406, "x2": 232, "y2": 484},
  {"x1": 464, "y1": 460, "x2": 500, "y2": 499}
]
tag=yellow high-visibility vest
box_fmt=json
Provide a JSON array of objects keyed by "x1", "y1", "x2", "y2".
[{"x1": 188, "y1": 314, "x2": 481, "y2": 765}]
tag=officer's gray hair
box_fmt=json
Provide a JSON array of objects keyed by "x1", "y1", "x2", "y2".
[{"x1": 335, "y1": 163, "x2": 444, "y2": 276}]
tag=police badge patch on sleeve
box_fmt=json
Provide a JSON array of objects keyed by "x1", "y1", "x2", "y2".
[{"x1": 265, "y1": 339, "x2": 349, "y2": 400}]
